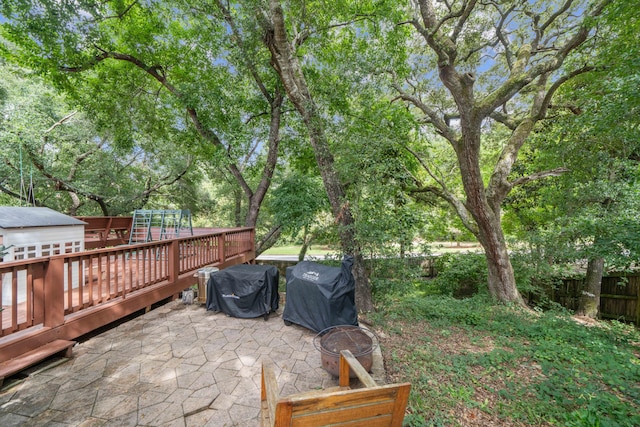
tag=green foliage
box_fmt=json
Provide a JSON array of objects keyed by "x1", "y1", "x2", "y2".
[
  {"x1": 1, "y1": 0, "x2": 639, "y2": 311},
  {"x1": 430, "y1": 253, "x2": 488, "y2": 298},
  {"x1": 377, "y1": 294, "x2": 640, "y2": 426},
  {"x1": 368, "y1": 257, "x2": 429, "y2": 304},
  {"x1": 503, "y1": 0, "x2": 640, "y2": 282},
  {"x1": 267, "y1": 172, "x2": 329, "y2": 235},
  {"x1": 0, "y1": 61, "x2": 200, "y2": 214},
  {"x1": 0, "y1": 0, "x2": 288, "y2": 225}
]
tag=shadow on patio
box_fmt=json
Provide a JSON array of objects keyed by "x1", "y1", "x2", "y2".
[{"x1": 0, "y1": 301, "x2": 344, "y2": 426}]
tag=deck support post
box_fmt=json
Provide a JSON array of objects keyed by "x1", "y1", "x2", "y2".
[
  {"x1": 44, "y1": 257, "x2": 65, "y2": 328},
  {"x1": 168, "y1": 240, "x2": 180, "y2": 286},
  {"x1": 218, "y1": 233, "x2": 226, "y2": 264}
]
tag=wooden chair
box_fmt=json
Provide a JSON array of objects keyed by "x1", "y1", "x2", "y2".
[{"x1": 261, "y1": 349, "x2": 411, "y2": 426}]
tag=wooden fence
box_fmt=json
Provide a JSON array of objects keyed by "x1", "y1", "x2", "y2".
[
  {"x1": 554, "y1": 274, "x2": 640, "y2": 324},
  {"x1": 0, "y1": 228, "x2": 255, "y2": 363}
]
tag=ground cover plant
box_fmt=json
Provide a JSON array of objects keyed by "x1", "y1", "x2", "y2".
[{"x1": 370, "y1": 264, "x2": 640, "y2": 427}]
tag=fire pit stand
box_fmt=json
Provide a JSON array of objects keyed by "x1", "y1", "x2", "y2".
[{"x1": 313, "y1": 325, "x2": 378, "y2": 377}]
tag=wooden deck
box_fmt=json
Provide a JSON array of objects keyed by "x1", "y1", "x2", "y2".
[
  {"x1": 0, "y1": 227, "x2": 255, "y2": 364},
  {"x1": 3, "y1": 251, "x2": 168, "y2": 327}
]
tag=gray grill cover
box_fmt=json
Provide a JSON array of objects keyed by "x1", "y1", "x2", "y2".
[
  {"x1": 282, "y1": 256, "x2": 357, "y2": 332},
  {"x1": 206, "y1": 264, "x2": 279, "y2": 318}
]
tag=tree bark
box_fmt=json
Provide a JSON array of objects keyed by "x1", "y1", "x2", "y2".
[
  {"x1": 456, "y1": 129, "x2": 524, "y2": 305},
  {"x1": 577, "y1": 257, "x2": 604, "y2": 318},
  {"x1": 255, "y1": 225, "x2": 282, "y2": 255}
]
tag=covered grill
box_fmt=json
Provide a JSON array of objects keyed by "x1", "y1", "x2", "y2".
[
  {"x1": 206, "y1": 264, "x2": 279, "y2": 319},
  {"x1": 282, "y1": 256, "x2": 357, "y2": 332}
]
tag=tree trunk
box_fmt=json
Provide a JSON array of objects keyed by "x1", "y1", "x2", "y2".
[
  {"x1": 577, "y1": 257, "x2": 604, "y2": 318},
  {"x1": 479, "y1": 229, "x2": 522, "y2": 304},
  {"x1": 405, "y1": 0, "x2": 607, "y2": 306},
  {"x1": 244, "y1": 92, "x2": 283, "y2": 228},
  {"x1": 262, "y1": 0, "x2": 374, "y2": 312},
  {"x1": 305, "y1": 117, "x2": 374, "y2": 312},
  {"x1": 298, "y1": 225, "x2": 310, "y2": 261},
  {"x1": 456, "y1": 127, "x2": 525, "y2": 306},
  {"x1": 233, "y1": 188, "x2": 243, "y2": 227},
  {"x1": 255, "y1": 225, "x2": 281, "y2": 255}
]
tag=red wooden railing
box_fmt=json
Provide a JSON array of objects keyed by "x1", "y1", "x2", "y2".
[{"x1": 0, "y1": 228, "x2": 255, "y2": 363}]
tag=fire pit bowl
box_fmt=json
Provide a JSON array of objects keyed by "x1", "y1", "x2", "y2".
[{"x1": 313, "y1": 325, "x2": 378, "y2": 377}]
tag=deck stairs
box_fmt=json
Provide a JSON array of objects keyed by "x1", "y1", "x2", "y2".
[{"x1": 0, "y1": 339, "x2": 76, "y2": 387}]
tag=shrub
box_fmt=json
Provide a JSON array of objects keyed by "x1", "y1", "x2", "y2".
[{"x1": 430, "y1": 253, "x2": 488, "y2": 297}]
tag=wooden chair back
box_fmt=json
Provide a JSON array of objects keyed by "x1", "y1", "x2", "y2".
[{"x1": 261, "y1": 349, "x2": 411, "y2": 427}]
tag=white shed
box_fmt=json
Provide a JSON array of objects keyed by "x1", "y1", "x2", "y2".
[{"x1": 1, "y1": 207, "x2": 86, "y2": 305}]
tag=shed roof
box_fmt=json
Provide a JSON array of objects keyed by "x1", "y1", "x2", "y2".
[{"x1": 0, "y1": 207, "x2": 86, "y2": 229}]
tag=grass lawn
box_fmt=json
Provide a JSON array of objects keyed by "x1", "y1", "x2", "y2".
[
  {"x1": 262, "y1": 242, "x2": 482, "y2": 256},
  {"x1": 369, "y1": 289, "x2": 640, "y2": 426}
]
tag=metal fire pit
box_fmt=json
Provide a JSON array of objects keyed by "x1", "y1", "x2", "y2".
[{"x1": 313, "y1": 325, "x2": 377, "y2": 377}]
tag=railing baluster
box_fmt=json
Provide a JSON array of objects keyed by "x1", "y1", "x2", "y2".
[
  {"x1": 1, "y1": 228, "x2": 255, "y2": 342},
  {"x1": 66, "y1": 261, "x2": 72, "y2": 312},
  {"x1": 11, "y1": 267, "x2": 18, "y2": 332}
]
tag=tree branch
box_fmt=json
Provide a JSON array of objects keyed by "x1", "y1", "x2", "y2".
[
  {"x1": 25, "y1": 147, "x2": 110, "y2": 214},
  {"x1": 391, "y1": 82, "x2": 458, "y2": 144},
  {"x1": 451, "y1": 0, "x2": 478, "y2": 43},
  {"x1": 215, "y1": 0, "x2": 273, "y2": 103},
  {"x1": 408, "y1": 185, "x2": 479, "y2": 235},
  {"x1": 255, "y1": 224, "x2": 282, "y2": 255},
  {"x1": 44, "y1": 111, "x2": 77, "y2": 136},
  {"x1": 295, "y1": 15, "x2": 375, "y2": 47},
  {"x1": 492, "y1": 3, "x2": 517, "y2": 69},
  {"x1": 60, "y1": 48, "x2": 256, "y2": 200},
  {"x1": 403, "y1": 144, "x2": 478, "y2": 234},
  {"x1": 67, "y1": 139, "x2": 105, "y2": 182},
  {"x1": 478, "y1": 0, "x2": 612, "y2": 118},
  {"x1": 489, "y1": 110, "x2": 519, "y2": 130},
  {"x1": 138, "y1": 157, "x2": 193, "y2": 201},
  {"x1": 510, "y1": 167, "x2": 569, "y2": 188},
  {"x1": 0, "y1": 182, "x2": 43, "y2": 207},
  {"x1": 535, "y1": 65, "x2": 594, "y2": 120},
  {"x1": 91, "y1": 0, "x2": 139, "y2": 21},
  {"x1": 415, "y1": 0, "x2": 457, "y2": 67}
]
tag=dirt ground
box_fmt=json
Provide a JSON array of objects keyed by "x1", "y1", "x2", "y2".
[{"x1": 377, "y1": 319, "x2": 554, "y2": 427}]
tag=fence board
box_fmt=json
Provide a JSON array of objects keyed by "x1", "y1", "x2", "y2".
[{"x1": 560, "y1": 274, "x2": 640, "y2": 324}]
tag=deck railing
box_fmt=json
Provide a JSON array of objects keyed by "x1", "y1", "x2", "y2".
[{"x1": 0, "y1": 228, "x2": 255, "y2": 362}]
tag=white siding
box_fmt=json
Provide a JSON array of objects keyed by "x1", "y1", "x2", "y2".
[{"x1": 1, "y1": 225, "x2": 85, "y2": 305}]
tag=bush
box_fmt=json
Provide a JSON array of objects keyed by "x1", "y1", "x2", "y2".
[
  {"x1": 369, "y1": 257, "x2": 429, "y2": 304},
  {"x1": 430, "y1": 253, "x2": 488, "y2": 297}
]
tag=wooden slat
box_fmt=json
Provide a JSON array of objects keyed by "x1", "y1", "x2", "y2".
[
  {"x1": 389, "y1": 383, "x2": 411, "y2": 427},
  {"x1": 340, "y1": 350, "x2": 377, "y2": 388},
  {"x1": 290, "y1": 386, "x2": 401, "y2": 414},
  {"x1": 261, "y1": 352, "x2": 411, "y2": 427},
  {"x1": 320, "y1": 415, "x2": 394, "y2": 427},
  {"x1": 287, "y1": 386, "x2": 347, "y2": 399},
  {"x1": 292, "y1": 399, "x2": 397, "y2": 425},
  {"x1": 262, "y1": 362, "x2": 279, "y2": 426}
]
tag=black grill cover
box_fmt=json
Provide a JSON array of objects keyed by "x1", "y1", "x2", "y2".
[
  {"x1": 206, "y1": 264, "x2": 279, "y2": 318},
  {"x1": 282, "y1": 256, "x2": 357, "y2": 332}
]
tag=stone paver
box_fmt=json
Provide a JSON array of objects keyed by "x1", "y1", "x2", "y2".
[{"x1": 0, "y1": 301, "x2": 384, "y2": 426}]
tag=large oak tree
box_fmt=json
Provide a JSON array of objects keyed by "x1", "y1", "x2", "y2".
[{"x1": 389, "y1": 0, "x2": 612, "y2": 304}]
